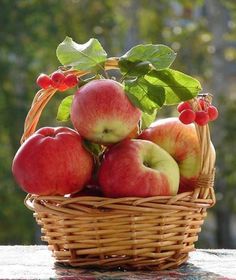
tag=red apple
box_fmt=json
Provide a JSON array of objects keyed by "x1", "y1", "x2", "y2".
[
  {"x1": 126, "y1": 125, "x2": 140, "y2": 139},
  {"x1": 139, "y1": 117, "x2": 201, "y2": 193},
  {"x1": 98, "y1": 139, "x2": 180, "y2": 198},
  {"x1": 71, "y1": 79, "x2": 141, "y2": 144},
  {"x1": 12, "y1": 127, "x2": 94, "y2": 195}
]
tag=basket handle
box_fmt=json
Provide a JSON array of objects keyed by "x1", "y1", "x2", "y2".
[{"x1": 190, "y1": 97, "x2": 216, "y2": 203}]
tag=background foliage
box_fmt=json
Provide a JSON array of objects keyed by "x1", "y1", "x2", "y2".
[{"x1": 1, "y1": 0, "x2": 236, "y2": 247}]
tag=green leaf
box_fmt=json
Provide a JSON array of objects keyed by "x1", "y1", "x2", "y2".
[
  {"x1": 56, "y1": 95, "x2": 73, "y2": 121},
  {"x1": 141, "y1": 110, "x2": 157, "y2": 129},
  {"x1": 56, "y1": 37, "x2": 107, "y2": 71},
  {"x1": 120, "y1": 44, "x2": 176, "y2": 72},
  {"x1": 124, "y1": 78, "x2": 165, "y2": 114},
  {"x1": 83, "y1": 139, "x2": 103, "y2": 158},
  {"x1": 145, "y1": 69, "x2": 202, "y2": 104},
  {"x1": 118, "y1": 60, "x2": 151, "y2": 77}
]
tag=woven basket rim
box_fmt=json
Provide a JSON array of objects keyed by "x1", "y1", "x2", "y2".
[{"x1": 25, "y1": 169, "x2": 216, "y2": 214}]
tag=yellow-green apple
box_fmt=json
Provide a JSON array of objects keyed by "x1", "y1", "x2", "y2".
[
  {"x1": 98, "y1": 139, "x2": 180, "y2": 197},
  {"x1": 139, "y1": 117, "x2": 201, "y2": 193},
  {"x1": 12, "y1": 127, "x2": 94, "y2": 195},
  {"x1": 71, "y1": 79, "x2": 141, "y2": 144}
]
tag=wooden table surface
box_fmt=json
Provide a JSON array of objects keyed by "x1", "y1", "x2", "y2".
[{"x1": 0, "y1": 246, "x2": 236, "y2": 279}]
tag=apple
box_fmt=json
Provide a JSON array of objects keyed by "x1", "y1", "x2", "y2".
[
  {"x1": 139, "y1": 117, "x2": 202, "y2": 193},
  {"x1": 12, "y1": 127, "x2": 94, "y2": 195},
  {"x1": 71, "y1": 79, "x2": 141, "y2": 145},
  {"x1": 126, "y1": 125, "x2": 140, "y2": 140},
  {"x1": 98, "y1": 139, "x2": 180, "y2": 197}
]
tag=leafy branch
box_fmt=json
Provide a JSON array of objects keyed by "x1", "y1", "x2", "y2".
[{"x1": 55, "y1": 37, "x2": 202, "y2": 129}]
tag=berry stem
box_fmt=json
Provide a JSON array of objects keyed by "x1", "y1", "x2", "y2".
[
  {"x1": 102, "y1": 68, "x2": 110, "y2": 79},
  {"x1": 79, "y1": 75, "x2": 97, "y2": 87}
]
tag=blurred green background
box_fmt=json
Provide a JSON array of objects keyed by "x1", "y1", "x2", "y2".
[{"x1": 1, "y1": 0, "x2": 236, "y2": 248}]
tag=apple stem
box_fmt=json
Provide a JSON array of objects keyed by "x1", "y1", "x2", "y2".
[{"x1": 102, "y1": 69, "x2": 110, "y2": 79}]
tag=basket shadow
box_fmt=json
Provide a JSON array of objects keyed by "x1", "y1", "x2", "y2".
[{"x1": 53, "y1": 261, "x2": 227, "y2": 279}]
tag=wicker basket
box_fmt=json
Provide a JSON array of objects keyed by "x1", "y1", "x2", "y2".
[{"x1": 23, "y1": 58, "x2": 216, "y2": 270}]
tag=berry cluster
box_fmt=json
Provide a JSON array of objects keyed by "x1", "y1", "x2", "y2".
[
  {"x1": 178, "y1": 97, "x2": 218, "y2": 126},
  {"x1": 36, "y1": 71, "x2": 78, "y2": 92}
]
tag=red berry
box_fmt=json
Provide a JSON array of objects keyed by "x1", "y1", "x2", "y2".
[
  {"x1": 198, "y1": 98, "x2": 207, "y2": 110},
  {"x1": 179, "y1": 109, "x2": 196, "y2": 124},
  {"x1": 64, "y1": 74, "x2": 78, "y2": 88},
  {"x1": 207, "y1": 105, "x2": 218, "y2": 121},
  {"x1": 51, "y1": 71, "x2": 65, "y2": 88},
  {"x1": 177, "y1": 101, "x2": 192, "y2": 113},
  {"x1": 36, "y1": 74, "x2": 52, "y2": 89},
  {"x1": 195, "y1": 111, "x2": 209, "y2": 126},
  {"x1": 57, "y1": 83, "x2": 69, "y2": 92}
]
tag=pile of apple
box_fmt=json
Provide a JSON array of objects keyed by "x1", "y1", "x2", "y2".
[{"x1": 12, "y1": 78, "x2": 216, "y2": 197}]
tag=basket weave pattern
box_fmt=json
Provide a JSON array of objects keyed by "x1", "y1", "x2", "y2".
[{"x1": 23, "y1": 58, "x2": 216, "y2": 270}]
